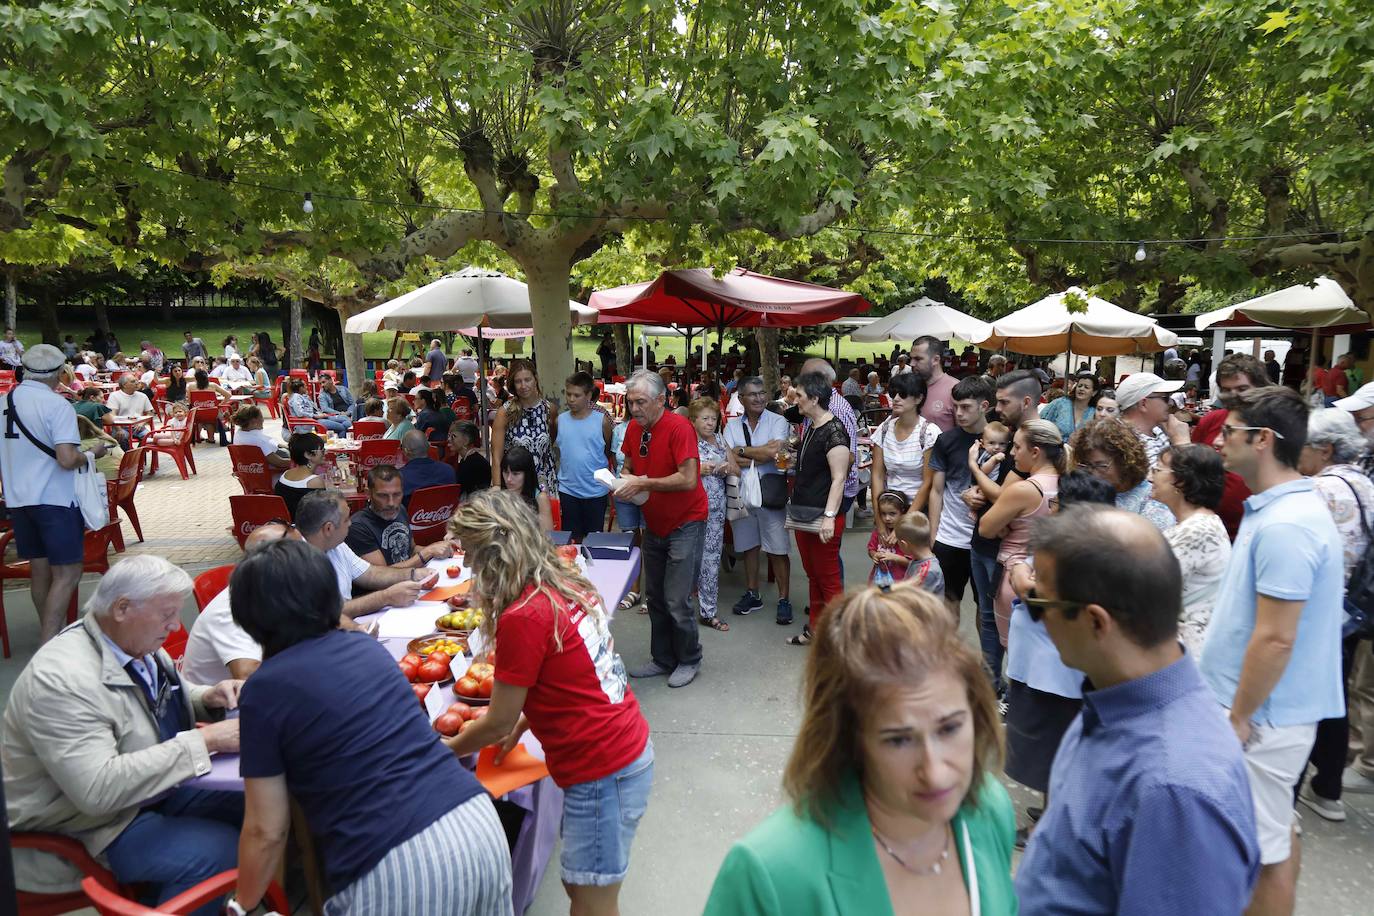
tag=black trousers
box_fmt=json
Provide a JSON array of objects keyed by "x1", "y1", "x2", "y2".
[{"x1": 1305, "y1": 635, "x2": 1365, "y2": 800}]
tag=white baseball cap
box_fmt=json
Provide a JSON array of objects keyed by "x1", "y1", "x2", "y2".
[
  {"x1": 1334, "y1": 382, "x2": 1374, "y2": 413},
  {"x1": 1115, "y1": 372, "x2": 1184, "y2": 410}
]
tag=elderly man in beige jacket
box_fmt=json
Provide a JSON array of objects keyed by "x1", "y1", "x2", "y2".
[{"x1": 3, "y1": 555, "x2": 243, "y2": 911}]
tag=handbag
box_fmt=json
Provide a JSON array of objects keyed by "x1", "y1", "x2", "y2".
[
  {"x1": 784, "y1": 503, "x2": 825, "y2": 533},
  {"x1": 742, "y1": 421, "x2": 789, "y2": 509},
  {"x1": 4, "y1": 390, "x2": 109, "y2": 529},
  {"x1": 725, "y1": 473, "x2": 749, "y2": 521},
  {"x1": 1336, "y1": 476, "x2": 1374, "y2": 640}
]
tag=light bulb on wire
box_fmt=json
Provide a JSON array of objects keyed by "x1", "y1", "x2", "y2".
[
  {"x1": 302, "y1": 192, "x2": 314, "y2": 214},
  {"x1": 1134, "y1": 242, "x2": 1146, "y2": 262}
]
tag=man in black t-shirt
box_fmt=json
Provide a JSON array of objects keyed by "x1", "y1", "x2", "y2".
[
  {"x1": 926, "y1": 376, "x2": 994, "y2": 623},
  {"x1": 345, "y1": 465, "x2": 454, "y2": 570}
]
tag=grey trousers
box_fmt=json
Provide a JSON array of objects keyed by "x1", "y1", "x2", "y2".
[{"x1": 644, "y1": 520, "x2": 706, "y2": 669}]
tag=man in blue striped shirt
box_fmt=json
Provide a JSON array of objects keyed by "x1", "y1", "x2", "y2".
[{"x1": 1015, "y1": 507, "x2": 1259, "y2": 915}]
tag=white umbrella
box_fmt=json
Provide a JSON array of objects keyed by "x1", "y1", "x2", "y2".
[
  {"x1": 1194, "y1": 277, "x2": 1370, "y2": 331},
  {"x1": 850, "y1": 297, "x2": 992, "y2": 343},
  {"x1": 978, "y1": 287, "x2": 1178, "y2": 356}
]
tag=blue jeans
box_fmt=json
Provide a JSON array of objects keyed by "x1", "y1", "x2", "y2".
[
  {"x1": 970, "y1": 549, "x2": 1004, "y2": 693},
  {"x1": 317, "y1": 414, "x2": 351, "y2": 435},
  {"x1": 103, "y1": 787, "x2": 244, "y2": 916},
  {"x1": 560, "y1": 740, "x2": 654, "y2": 886}
]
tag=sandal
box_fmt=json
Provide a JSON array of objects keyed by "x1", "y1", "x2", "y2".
[
  {"x1": 786, "y1": 626, "x2": 813, "y2": 646},
  {"x1": 618, "y1": 590, "x2": 641, "y2": 612},
  {"x1": 699, "y1": 615, "x2": 729, "y2": 632}
]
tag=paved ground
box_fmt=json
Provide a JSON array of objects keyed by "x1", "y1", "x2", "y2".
[{"x1": 1, "y1": 429, "x2": 1371, "y2": 913}]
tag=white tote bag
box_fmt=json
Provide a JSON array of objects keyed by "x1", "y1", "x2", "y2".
[
  {"x1": 739, "y1": 461, "x2": 763, "y2": 510},
  {"x1": 74, "y1": 451, "x2": 110, "y2": 530}
]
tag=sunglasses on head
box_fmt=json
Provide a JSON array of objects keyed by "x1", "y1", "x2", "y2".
[
  {"x1": 1022, "y1": 588, "x2": 1085, "y2": 623},
  {"x1": 639, "y1": 429, "x2": 652, "y2": 457}
]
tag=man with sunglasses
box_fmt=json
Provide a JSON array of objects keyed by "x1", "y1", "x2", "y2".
[
  {"x1": 1200, "y1": 385, "x2": 1344, "y2": 916},
  {"x1": 618, "y1": 370, "x2": 708, "y2": 688},
  {"x1": 1116, "y1": 371, "x2": 1190, "y2": 468},
  {"x1": 1015, "y1": 507, "x2": 1259, "y2": 915}
]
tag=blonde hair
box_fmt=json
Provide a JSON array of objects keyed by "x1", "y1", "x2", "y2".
[
  {"x1": 502, "y1": 359, "x2": 542, "y2": 426},
  {"x1": 687, "y1": 396, "x2": 720, "y2": 423},
  {"x1": 783, "y1": 584, "x2": 1003, "y2": 825},
  {"x1": 981, "y1": 421, "x2": 1010, "y2": 442},
  {"x1": 76, "y1": 415, "x2": 116, "y2": 445},
  {"x1": 895, "y1": 510, "x2": 931, "y2": 548},
  {"x1": 1018, "y1": 418, "x2": 1067, "y2": 474},
  {"x1": 447, "y1": 488, "x2": 605, "y2": 650}
]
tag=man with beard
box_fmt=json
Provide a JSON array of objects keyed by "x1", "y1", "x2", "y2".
[{"x1": 345, "y1": 464, "x2": 455, "y2": 569}]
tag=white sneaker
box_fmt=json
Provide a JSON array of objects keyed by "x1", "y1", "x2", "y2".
[
  {"x1": 1298, "y1": 786, "x2": 1346, "y2": 823},
  {"x1": 1341, "y1": 766, "x2": 1374, "y2": 794}
]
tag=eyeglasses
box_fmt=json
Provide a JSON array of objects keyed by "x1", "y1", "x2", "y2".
[
  {"x1": 639, "y1": 430, "x2": 652, "y2": 457},
  {"x1": 1221, "y1": 424, "x2": 1285, "y2": 440},
  {"x1": 1075, "y1": 460, "x2": 1113, "y2": 473},
  {"x1": 1022, "y1": 589, "x2": 1085, "y2": 623}
]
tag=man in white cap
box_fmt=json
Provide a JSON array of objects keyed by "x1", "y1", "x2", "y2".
[
  {"x1": 1116, "y1": 371, "x2": 1190, "y2": 468},
  {"x1": 0, "y1": 344, "x2": 111, "y2": 643},
  {"x1": 218, "y1": 354, "x2": 254, "y2": 391},
  {"x1": 1334, "y1": 381, "x2": 1374, "y2": 478}
]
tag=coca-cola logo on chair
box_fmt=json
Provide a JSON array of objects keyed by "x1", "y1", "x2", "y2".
[
  {"x1": 411, "y1": 505, "x2": 457, "y2": 526},
  {"x1": 238, "y1": 463, "x2": 265, "y2": 475}
]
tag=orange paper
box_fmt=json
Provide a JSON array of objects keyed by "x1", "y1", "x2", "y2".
[
  {"x1": 420, "y1": 580, "x2": 472, "y2": 602},
  {"x1": 476, "y1": 745, "x2": 550, "y2": 797}
]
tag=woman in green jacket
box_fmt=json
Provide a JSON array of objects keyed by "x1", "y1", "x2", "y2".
[{"x1": 704, "y1": 583, "x2": 1018, "y2": 916}]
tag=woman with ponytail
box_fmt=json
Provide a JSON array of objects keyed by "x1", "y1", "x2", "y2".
[{"x1": 444, "y1": 489, "x2": 653, "y2": 914}]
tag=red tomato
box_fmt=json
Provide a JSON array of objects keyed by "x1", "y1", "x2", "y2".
[
  {"x1": 418, "y1": 659, "x2": 449, "y2": 683},
  {"x1": 434, "y1": 712, "x2": 464, "y2": 737},
  {"x1": 446, "y1": 565, "x2": 462, "y2": 577},
  {"x1": 449, "y1": 702, "x2": 473, "y2": 720},
  {"x1": 428, "y1": 651, "x2": 452, "y2": 667},
  {"x1": 470, "y1": 706, "x2": 488, "y2": 719},
  {"x1": 399, "y1": 661, "x2": 419, "y2": 682},
  {"x1": 401, "y1": 653, "x2": 423, "y2": 667},
  {"x1": 456, "y1": 676, "x2": 480, "y2": 697},
  {"x1": 478, "y1": 675, "x2": 494, "y2": 698},
  {"x1": 411, "y1": 683, "x2": 430, "y2": 703},
  {"x1": 458, "y1": 719, "x2": 473, "y2": 733}
]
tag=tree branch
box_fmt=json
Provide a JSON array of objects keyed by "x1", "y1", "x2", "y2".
[{"x1": 1174, "y1": 154, "x2": 1228, "y2": 254}]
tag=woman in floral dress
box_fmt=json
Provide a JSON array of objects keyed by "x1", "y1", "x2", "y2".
[
  {"x1": 490, "y1": 359, "x2": 557, "y2": 495},
  {"x1": 690, "y1": 397, "x2": 739, "y2": 632}
]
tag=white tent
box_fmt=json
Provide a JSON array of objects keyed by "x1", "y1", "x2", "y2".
[
  {"x1": 977, "y1": 287, "x2": 1178, "y2": 356},
  {"x1": 343, "y1": 266, "x2": 594, "y2": 334},
  {"x1": 1194, "y1": 277, "x2": 1369, "y2": 331},
  {"x1": 850, "y1": 297, "x2": 992, "y2": 343}
]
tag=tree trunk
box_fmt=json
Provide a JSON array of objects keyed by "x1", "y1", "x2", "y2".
[
  {"x1": 613, "y1": 324, "x2": 631, "y2": 380},
  {"x1": 159, "y1": 289, "x2": 174, "y2": 324},
  {"x1": 757, "y1": 327, "x2": 780, "y2": 395},
  {"x1": 4, "y1": 269, "x2": 16, "y2": 332},
  {"x1": 94, "y1": 300, "x2": 110, "y2": 335},
  {"x1": 37, "y1": 289, "x2": 60, "y2": 344},
  {"x1": 335, "y1": 301, "x2": 368, "y2": 394},
  {"x1": 288, "y1": 296, "x2": 303, "y2": 370},
  {"x1": 523, "y1": 253, "x2": 575, "y2": 408}
]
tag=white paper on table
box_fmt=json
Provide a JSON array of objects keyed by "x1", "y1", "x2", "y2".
[
  {"x1": 449, "y1": 654, "x2": 471, "y2": 681},
  {"x1": 425, "y1": 556, "x2": 472, "y2": 584},
  {"x1": 424, "y1": 682, "x2": 447, "y2": 723},
  {"x1": 468, "y1": 628, "x2": 487, "y2": 657},
  {"x1": 377, "y1": 603, "x2": 448, "y2": 639}
]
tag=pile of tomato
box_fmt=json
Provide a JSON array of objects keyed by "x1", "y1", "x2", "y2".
[
  {"x1": 399, "y1": 650, "x2": 453, "y2": 703},
  {"x1": 456, "y1": 660, "x2": 495, "y2": 699},
  {"x1": 433, "y1": 701, "x2": 487, "y2": 736}
]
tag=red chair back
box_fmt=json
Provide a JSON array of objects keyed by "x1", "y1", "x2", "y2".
[
  {"x1": 408, "y1": 485, "x2": 460, "y2": 546},
  {"x1": 228, "y1": 445, "x2": 275, "y2": 495},
  {"x1": 355, "y1": 439, "x2": 403, "y2": 476},
  {"x1": 550, "y1": 495, "x2": 563, "y2": 532},
  {"x1": 13, "y1": 831, "x2": 122, "y2": 915},
  {"x1": 162, "y1": 623, "x2": 190, "y2": 663},
  {"x1": 109, "y1": 447, "x2": 145, "y2": 504},
  {"x1": 194, "y1": 564, "x2": 236, "y2": 612},
  {"x1": 289, "y1": 369, "x2": 310, "y2": 380},
  {"x1": 229, "y1": 494, "x2": 290, "y2": 549},
  {"x1": 352, "y1": 419, "x2": 387, "y2": 440}
]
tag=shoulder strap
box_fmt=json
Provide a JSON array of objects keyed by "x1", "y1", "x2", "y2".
[
  {"x1": 1334, "y1": 474, "x2": 1372, "y2": 539},
  {"x1": 1026, "y1": 478, "x2": 1044, "y2": 497},
  {"x1": 4, "y1": 389, "x2": 58, "y2": 459}
]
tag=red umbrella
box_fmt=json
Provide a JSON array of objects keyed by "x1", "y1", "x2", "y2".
[{"x1": 589, "y1": 267, "x2": 871, "y2": 329}]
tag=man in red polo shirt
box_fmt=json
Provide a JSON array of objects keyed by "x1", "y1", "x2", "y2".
[
  {"x1": 618, "y1": 370, "x2": 709, "y2": 688},
  {"x1": 1192, "y1": 354, "x2": 1265, "y2": 539}
]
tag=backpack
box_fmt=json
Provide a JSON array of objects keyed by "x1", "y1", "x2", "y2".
[{"x1": 1337, "y1": 475, "x2": 1374, "y2": 640}]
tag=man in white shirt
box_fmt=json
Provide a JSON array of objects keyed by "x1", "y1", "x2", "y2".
[
  {"x1": 104, "y1": 375, "x2": 154, "y2": 445},
  {"x1": 231, "y1": 406, "x2": 291, "y2": 482},
  {"x1": 0, "y1": 345, "x2": 110, "y2": 641},
  {"x1": 182, "y1": 523, "x2": 301, "y2": 685},
  {"x1": 0, "y1": 327, "x2": 25, "y2": 376},
  {"x1": 72, "y1": 357, "x2": 98, "y2": 380},
  {"x1": 455, "y1": 348, "x2": 479, "y2": 385},
  {"x1": 218, "y1": 355, "x2": 254, "y2": 390},
  {"x1": 294, "y1": 490, "x2": 435, "y2": 618},
  {"x1": 723, "y1": 377, "x2": 794, "y2": 624}
]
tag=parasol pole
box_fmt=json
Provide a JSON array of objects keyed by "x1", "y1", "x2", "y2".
[
  {"x1": 1307, "y1": 326, "x2": 1319, "y2": 402},
  {"x1": 1066, "y1": 327, "x2": 1073, "y2": 378},
  {"x1": 477, "y1": 325, "x2": 490, "y2": 459}
]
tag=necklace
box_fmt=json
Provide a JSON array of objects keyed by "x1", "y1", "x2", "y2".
[{"x1": 872, "y1": 825, "x2": 951, "y2": 876}]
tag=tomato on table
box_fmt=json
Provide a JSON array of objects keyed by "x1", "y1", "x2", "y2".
[{"x1": 418, "y1": 659, "x2": 449, "y2": 682}]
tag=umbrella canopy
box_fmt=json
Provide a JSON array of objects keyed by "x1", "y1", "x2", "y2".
[
  {"x1": 850, "y1": 298, "x2": 992, "y2": 343},
  {"x1": 589, "y1": 267, "x2": 871, "y2": 328},
  {"x1": 1194, "y1": 277, "x2": 1370, "y2": 332},
  {"x1": 344, "y1": 266, "x2": 593, "y2": 334},
  {"x1": 978, "y1": 287, "x2": 1178, "y2": 356}
]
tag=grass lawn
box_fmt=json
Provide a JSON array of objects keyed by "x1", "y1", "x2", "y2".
[{"x1": 12, "y1": 315, "x2": 930, "y2": 367}]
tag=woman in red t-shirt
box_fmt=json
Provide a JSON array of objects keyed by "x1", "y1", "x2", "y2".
[{"x1": 445, "y1": 488, "x2": 653, "y2": 913}]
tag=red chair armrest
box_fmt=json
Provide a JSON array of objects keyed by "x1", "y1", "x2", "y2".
[{"x1": 81, "y1": 870, "x2": 289, "y2": 914}]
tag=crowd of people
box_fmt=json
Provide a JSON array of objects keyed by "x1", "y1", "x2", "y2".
[{"x1": 2, "y1": 320, "x2": 1374, "y2": 916}]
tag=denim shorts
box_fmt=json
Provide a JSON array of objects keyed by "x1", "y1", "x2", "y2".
[
  {"x1": 9, "y1": 504, "x2": 84, "y2": 566},
  {"x1": 560, "y1": 739, "x2": 654, "y2": 886},
  {"x1": 613, "y1": 498, "x2": 643, "y2": 531}
]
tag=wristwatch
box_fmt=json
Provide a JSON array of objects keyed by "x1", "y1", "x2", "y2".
[
  {"x1": 823, "y1": 509, "x2": 838, "y2": 518},
  {"x1": 735, "y1": 446, "x2": 746, "y2": 458}
]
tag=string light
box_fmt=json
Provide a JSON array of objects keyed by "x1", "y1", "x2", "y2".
[
  {"x1": 302, "y1": 192, "x2": 314, "y2": 214},
  {"x1": 1134, "y1": 243, "x2": 1147, "y2": 261}
]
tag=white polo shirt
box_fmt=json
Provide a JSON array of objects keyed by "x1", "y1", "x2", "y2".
[
  {"x1": 106, "y1": 389, "x2": 153, "y2": 418},
  {"x1": 723, "y1": 410, "x2": 792, "y2": 477},
  {"x1": 328, "y1": 542, "x2": 370, "y2": 603},
  {"x1": 0, "y1": 380, "x2": 81, "y2": 507},
  {"x1": 182, "y1": 587, "x2": 261, "y2": 686}
]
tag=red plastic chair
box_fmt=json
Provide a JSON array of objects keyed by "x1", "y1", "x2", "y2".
[
  {"x1": 550, "y1": 495, "x2": 563, "y2": 532},
  {"x1": 81, "y1": 869, "x2": 288, "y2": 915},
  {"x1": 161, "y1": 623, "x2": 190, "y2": 663},
  {"x1": 354, "y1": 439, "x2": 404, "y2": 479},
  {"x1": 253, "y1": 388, "x2": 278, "y2": 418},
  {"x1": 229, "y1": 494, "x2": 290, "y2": 549},
  {"x1": 187, "y1": 390, "x2": 221, "y2": 445},
  {"x1": 408, "y1": 484, "x2": 460, "y2": 546},
  {"x1": 13, "y1": 831, "x2": 123, "y2": 915},
  {"x1": 146, "y1": 418, "x2": 197, "y2": 480},
  {"x1": 193, "y1": 564, "x2": 236, "y2": 612},
  {"x1": 106, "y1": 447, "x2": 147, "y2": 552},
  {"x1": 351, "y1": 418, "x2": 387, "y2": 440},
  {"x1": 228, "y1": 445, "x2": 275, "y2": 496},
  {"x1": 0, "y1": 523, "x2": 120, "y2": 658}
]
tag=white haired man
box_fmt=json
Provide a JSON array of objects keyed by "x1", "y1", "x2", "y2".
[{"x1": 3, "y1": 555, "x2": 244, "y2": 912}]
